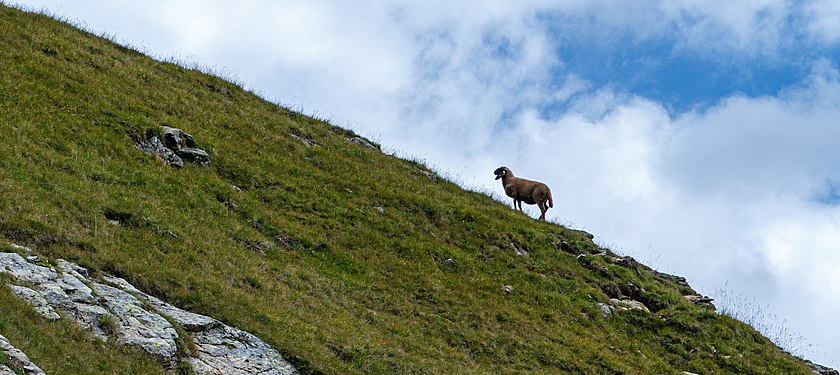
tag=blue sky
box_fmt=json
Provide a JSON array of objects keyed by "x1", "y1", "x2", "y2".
[{"x1": 7, "y1": 0, "x2": 840, "y2": 369}]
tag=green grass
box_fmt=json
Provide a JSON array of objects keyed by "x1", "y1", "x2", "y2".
[{"x1": 0, "y1": 3, "x2": 816, "y2": 374}]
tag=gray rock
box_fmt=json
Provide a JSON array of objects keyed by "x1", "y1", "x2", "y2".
[
  {"x1": 608, "y1": 298, "x2": 650, "y2": 313},
  {"x1": 8, "y1": 285, "x2": 60, "y2": 320},
  {"x1": 176, "y1": 147, "x2": 210, "y2": 166},
  {"x1": 91, "y1": 282, "x2": 179, "y2": 368},
  {"x1": 0, "y1": 252, "x2": 58, "y2": 284},
  {"x1": 501, "y1": 285, "x2": 514, "y2": 294},
  {"x1": 347, "y1": 136, "x2": 379, "y2": 150},
  {"x1": 289, "y1": 133, "x2": 314, "y2": 148},
  {"x1": 161, "y1": 126, "x2": 197, "y2": 149},
  {"x1": 104, "y1": 275, "x2": 298, "y2": 374},
  {"x1": 511, "y1": 243, "x2": 528, "y2": 256},
  {"x1": 136, "y1": 135, "x2": 183, "y2": 168},
  {"x1": 1, "y1": 253, "x2": 297, "y2": 374},
  {"x1": 0, "y1": 334, "x2": 46, "y2": 375},
  {"x1": 188, "y1": 325, "x2": 299, "y2": 375},
  {"x1": 136, "y1": 127, "x2": 208, "y2": 167},
  {"x1": 806, "y1": 360, "x2": 840, "y2": 375},
  {"x1": 72, "y1": 303, "x2": 114, "y2": 338},
  {"x1": 8, "y1": 243, "x2": 32, "y2": 253},
  {"x1": 597, "y1": 303, "x2": 614, "y2": 318}
]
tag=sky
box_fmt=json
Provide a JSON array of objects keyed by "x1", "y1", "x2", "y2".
[{"x1": 8, "y1": 0, "x2": 840, "y2": 368}]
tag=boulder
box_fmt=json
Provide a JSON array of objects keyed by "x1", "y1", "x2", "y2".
[{"x1": 136, "y1": 126, "x2": 209, "y2": 167}]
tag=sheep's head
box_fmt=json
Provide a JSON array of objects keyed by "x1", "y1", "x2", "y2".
[{"x1": 494, "y1": 166, "x2": 511, "y2": 180}]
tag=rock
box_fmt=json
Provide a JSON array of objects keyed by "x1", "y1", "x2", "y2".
[
  {"x1": 684, "y1": 295, "x2": 716, "y2": 310},
  {"x1": 347, "y1": 136, "x2": 379, "y2": 150},
  {"x1": 419, "y1": 170, "x2": 439, "y2": 183},
  {"x1": 8, "y1": 243, "x2": 32, "y2": 254},
  {"x1": 136, "y1": 135, "x2": 183, "y2": 168},
  {"x1": 289, "y1": 133, "x2": 314, "y2": 148},
  {"x1": 0, "y1": 252, "x2": 299, "y2": 374},
  {"x1": 442, "y1": 258, "x2": 456, "y2": 266},
  {"x1": 8, "y1": 285, "x2": 60, "y2": 320},
  {"x1": 0, "y1": 252, "x2": 58, "y2": 284},
  {"x1": 806, "y1": 360, "x2": 840, "y2": 375},
  {"x1": 175, "y1": 147, "x2": 210, "y2": 166},
  {"x1": 136, "y1": 126, "x2": 209, "y2": 167},
  {"x1": 161, "y1": 126, "x2": 197, "y2": 149},
  {"x1": 91, "y1": 282, "x2": 179, "y2": 368},
  {"x1": 597, "y1": 302, "x2": 614, "y2": 318},
  {"x1": 608, "y1": 298, "x2": 650, "y2": 313},
  {"x1": 0, "y1": 334, "x2": 46, "y2": 375},
  {"x1": 511, "y1": 243, "x2": 529, "y2": 256},
  {"x1": 104, "y1": 275, "x2": 298, "y2": 374},
  {"x1": 189, "y1": 324, "x2": 299, "y2": 375},
  {"x1": 501, "y1": 285, "x2": 514, "y2": 294}
]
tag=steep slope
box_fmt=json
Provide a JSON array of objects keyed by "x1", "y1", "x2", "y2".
[{"x1": 0, "y1": 4, "x2": 821, "y2": 374}]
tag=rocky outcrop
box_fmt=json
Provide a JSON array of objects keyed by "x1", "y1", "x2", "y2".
[
  {"x1": 1, "y1": 247, "x2": 298, "y2": 375},
  {"x1": 346, "y1": 136, "x2": 380, "y2": 151},
  {"x1": 135, "y1": 126, "x2": 210, "y2": 167},
  {"x1": 0, "y1": 334, "x2": 45, "y2": 375},
  {"x1": 807, "y1": 360, "x2": 840, "y2": 375}
]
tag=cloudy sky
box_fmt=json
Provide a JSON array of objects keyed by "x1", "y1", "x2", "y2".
[{"x1": 9, "y1": 0, "x2": 840, "y2": 367}]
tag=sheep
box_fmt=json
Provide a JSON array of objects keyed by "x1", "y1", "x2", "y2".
[{"x1": 494, "y1": 166, "x2": 553, "y2": 220}]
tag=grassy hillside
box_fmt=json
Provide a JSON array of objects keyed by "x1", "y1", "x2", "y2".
[{"x1": 0, "y1": 4, "x2": 816, "y2": 374}]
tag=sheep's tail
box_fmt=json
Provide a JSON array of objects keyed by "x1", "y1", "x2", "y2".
[{"x1": 547, "y1": 190, "x2": 554, "y2": 208}]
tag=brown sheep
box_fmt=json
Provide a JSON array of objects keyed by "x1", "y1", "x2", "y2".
[{"x1": 494, "y1": 166, "x2": 553, "y2": 220}]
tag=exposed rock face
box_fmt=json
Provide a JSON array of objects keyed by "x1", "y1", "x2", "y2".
[
  {"x1": 1, "y1": 247, "x2": 298, "y2": 375},
  {"x1": 136, "y1": 126, "x2": 210, "y2": 167},
  {"x1": 807, "y1": 361, "x2": 840, "y2": 375},
  {"x1": 346, "y1": 136, "x2": 379, "y2": 151},
  {"x1": 0, "y1": 334, "x2": 45, "y2": 375},
  {"x1": 608, "y1": 298, "x2": 650, "y2": 313}
]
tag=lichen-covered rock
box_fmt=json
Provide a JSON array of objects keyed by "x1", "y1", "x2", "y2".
[
  {"x1": 1, "y1": 249, "x2": 298, "y2": 374},
  {"x1": 0, "y1": 334, "x2": 46, "y2": 375},
  {"x1": 608, "y1": 298, "x2": 650, "y2": 313},
  {"x1": 104, "y1": 275, "x2": 299, "y2": 375},
  {"x1": 91, "y1": 282, "x2": 179, "y2": 368},
  {"x1": 0, "y1": 252, "x2": 57, "y2": 284},
  {"x1": 597, "y1": 302, "x2": 614, "y2": 318},
  {"x1": 8, "y1": 285, "x2": 59, "y2": 320},
  {"x1": 188, "y1": 325, "x2": 298, "y2": 375}
]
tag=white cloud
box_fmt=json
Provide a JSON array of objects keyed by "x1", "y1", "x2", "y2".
[{"x1": 805, "y1": 0, "x2": 840, "y2": 45}]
